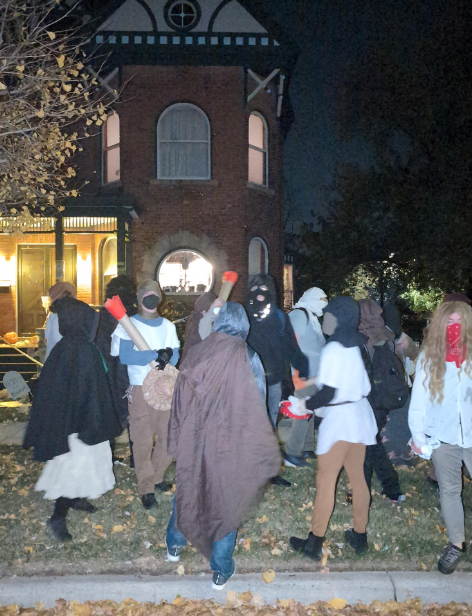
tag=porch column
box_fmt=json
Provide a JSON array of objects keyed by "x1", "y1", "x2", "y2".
[
  {"x1": 55, "y1": 215, "x2": 65, "y2": 282},
  {"x1": 117, "y1": 209, "x2": 126, "y2": 275}
]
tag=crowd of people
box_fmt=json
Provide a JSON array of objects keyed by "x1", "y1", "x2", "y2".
[{"x1": 22, "y1": 275, "x2": 472, "y2": 587}]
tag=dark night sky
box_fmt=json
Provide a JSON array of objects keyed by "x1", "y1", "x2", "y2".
[{"x1": 267, "y1": 0, "x2": 429, "y2": 231}]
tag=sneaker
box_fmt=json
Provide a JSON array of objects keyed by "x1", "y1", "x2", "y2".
[
  {"x1": 282, "y1": 451, "x2": 310, "y2": 468},
  {"x1": 289, "y1": 532, "x2": 323, "y2": 560},
  {"x1": 344, "y1": 529, "x2": 368, "y2": 555},
  {"x1": 47, "y1": 516, "x2": 72, "y2": 542},
  {"x1": 155, "y1": 481, "x2": 174, "y2": 492},
  {"x1": 270, "y1": 475, "x2": 291, "y2": 487},
  {"x1": 303, "y1": 450, "x2": 316, "y2": 460},
  {"x1": 68, "y1": 498, "x2": 97, "y2": 513},
  {"x1": 211, "y1": 567, "x2": 235, "y2": 591},
  {"x1": 438, "y1": 543, "x2": 466, "y2": 575},
  {"x1": 166, "y1": 543, "x2": 182, "y2": 562},
  {"x1": 385, "y1": 494, "x2": 405, "y2": 504},
  {"x1": 141, "y1": 493, "x2": 158, "y2": 509}
]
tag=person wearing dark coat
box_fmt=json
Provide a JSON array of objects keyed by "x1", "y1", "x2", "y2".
[
  {"x1": 245, "y1": 274, "x2": 309, "y2": 487},
  {"x1": 166, "y1": 302, "x2": 280, "y2": 590},
  {"x1": 180, "y1": 291, "x2": 216, "y2": 363},
  {"x1": 24, "y1": 297, "x2": 122, "y2": 542}
]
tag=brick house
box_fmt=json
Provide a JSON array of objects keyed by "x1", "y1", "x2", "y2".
[{"x1": 0, "y1": 0, "x2": 297, "y2": 338}]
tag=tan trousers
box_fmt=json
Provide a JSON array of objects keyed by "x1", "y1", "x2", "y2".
[
  {"x1": 128, "y1": 385, "x2": 173, "y2": 496},
  {"x1": 312, "y1": 441, "x2": 370, "y2": 537}
]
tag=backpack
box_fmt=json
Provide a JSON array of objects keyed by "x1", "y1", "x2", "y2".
[{"x1": 370, "y1": 344, "x2": 409, "y2": 411}]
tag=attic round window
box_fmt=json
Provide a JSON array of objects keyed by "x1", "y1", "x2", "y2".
[{"x1": 165, "y1": 0, "x2": 201, "y2": 31}]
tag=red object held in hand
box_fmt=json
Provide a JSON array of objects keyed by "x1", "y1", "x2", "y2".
[
  {"x1": 222, "y1": 271, "x2": 239, "y2": 285},
  {"x1": 104, "y1": 295, "x2": 127, "y2": 320}
]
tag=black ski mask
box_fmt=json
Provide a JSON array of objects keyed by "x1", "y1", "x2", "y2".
[{"x1": 246, "y1": 274, "x2": 277, "y2": 322}]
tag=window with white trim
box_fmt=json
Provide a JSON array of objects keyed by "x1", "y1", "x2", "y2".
[
  {"x1": 248, "y1": 112, "x2": 268, "y2": 186},
  {"x1": 248, "y1": 237, "x2": 269, "y2": 275},
  {"x1": 102, "y1": 112, "x2": 120, "y2": 184},
  {"x1": 157, "y1": 103, "x2": 211, "y2": 180}
]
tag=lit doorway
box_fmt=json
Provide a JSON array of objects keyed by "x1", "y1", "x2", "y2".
[{"x1": 17, "y1": 245, "x2": 77, "y2": 335}]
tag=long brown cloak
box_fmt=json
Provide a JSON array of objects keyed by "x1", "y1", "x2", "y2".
[{"x1": 168, "y1": 331, "x2": 280, "y2": 558}]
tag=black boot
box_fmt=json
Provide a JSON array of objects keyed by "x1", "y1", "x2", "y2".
[
  {"x1": 289, "y1": 532, "x2": 324, "y2": 560},
  {"x1": 344, "y1": 529, "x2": 368, "y2": 555},
  {"x1": 155, "y1": 481, "x2": 174, "y2": 492},
  {"x1": 47, "y1": 497, "x2": 72, "y2": 542},
  {"x1": 68, "y1": 498, "x2": 97, "y2": 513}
]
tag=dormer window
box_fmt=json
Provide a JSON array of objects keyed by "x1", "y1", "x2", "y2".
[{"x1": 165, "y1": 0, "x2": 201, "y2": 31}]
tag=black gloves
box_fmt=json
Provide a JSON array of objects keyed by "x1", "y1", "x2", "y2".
[{"x1": 155, "y1": 347, "x2": 173, "y2": 371}]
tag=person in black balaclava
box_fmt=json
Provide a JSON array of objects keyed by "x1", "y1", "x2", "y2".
[
  {"x1": 289, "y1": 296, "x2": 377, "y2": 561},
  {"x1": 246, "y1": 274, "x2": 308, "y2": 487}
]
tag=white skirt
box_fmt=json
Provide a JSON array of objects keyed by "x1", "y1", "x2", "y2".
[{"x1": 36, "y1": 433, "x2": 115, "y2": 500}]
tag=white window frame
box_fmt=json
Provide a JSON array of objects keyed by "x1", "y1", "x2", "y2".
[
  {"x1": 102, "y1": 112, "x2": 120, "y2": 186},
  {"x1": 248, "y1": 236, "x2": 269, "y2": 275},
  {"x1": 156, "y1": 103, "x2": 211, "y2": 180},
  {"x1": 248, "y1": 111, "x2": 268, "y2": 187}
]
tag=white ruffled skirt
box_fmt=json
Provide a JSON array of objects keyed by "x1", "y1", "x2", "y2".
[{"x1": 35, "y1": 433, "x2": 115, "y2": 500}]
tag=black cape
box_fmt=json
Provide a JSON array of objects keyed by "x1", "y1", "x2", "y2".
[
  {"x1": 24, "y1": 297, "x2": 122, "y2": 462},
  {"x1": 95, "y1": 307, "x2": 130, "y2": 429}
]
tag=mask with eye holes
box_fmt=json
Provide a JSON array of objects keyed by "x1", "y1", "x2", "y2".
[
  {"x1": 246, "y1": 274, "x2": 277, "y2": 322},
  {"x1": 137, "y1": 279, "x2": 162, "y2": 315}
]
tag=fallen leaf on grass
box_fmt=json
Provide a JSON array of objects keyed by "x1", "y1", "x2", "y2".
[
  {"x1": 256, "y1": 515, "x2": 269, "y2": 523},
  {"x1": 148, "y1": 516, "x2": 156, "y2": 524},
  {"x1": 437, "y1": 525, "x2": 446, "y2": 533},
  {"x1": 111, "y1": 525, "x2": 124, "y2": 533},
  {"x1": 24, "y1": 546, "x2": 33, "y2": 553},
  {"x1": 242, "y1": 538, "x2": 252, "y2": 551},
  {"x1": 177, "y1": 564, "x2": 185, "y2": 575},
  {"x1": 420, "y1": 562, "x2": 427, "y2": 570},
  {"x1": 328, "y1": 598, "x2": 348, "y2": 610},
  {"x1": 408, "y1": 519, "x2": 415, "y2": 526},
  {"x1": 174, "y1": 597, "x2": 185, "y2": 606},
  {"x1": 279, "y1": 600, "x2": 292, "y2": 608},
  {"x1": 411, "y1": 509, "x2": 420, "y2": 515},
  {"x1": 321, "y1": 553, "x2": 329, "y2": 566},
  {"x1": 69, "y1": 601, "x2": 91, "y2": 616},
  {"x1": 262, "y1": 569, "x2": 276, "y2": 583},
  {"x1": 271, "y1": 547, "x2": 282, "y2": 556},
  {"x1": 374, "y1": 543, "x2": 381, "y2": 551}
]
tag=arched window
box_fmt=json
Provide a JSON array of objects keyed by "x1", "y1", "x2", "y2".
[
  {"x1": 158, "y1": 249, "x2": 213, "y2": 294},
  {"x1": 102, "y1": 112, "x2": 120, "y2": 184},
  {"x1": 99, "y1": 236, "x2": 118, "y2": 302},
  {"x1": 157, "y1": 104, "x2": 211, "y2": 180},
  {"x1": 248, "y1": 112, "x2": 268, "y2": 186},
  {"x1": 248, "y1": 237, "x2": 269, "y2": 275}
]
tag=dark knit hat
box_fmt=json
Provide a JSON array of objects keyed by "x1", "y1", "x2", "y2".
[{"x1": 444, "y1": 293, "x2": 472, "y2": 306}]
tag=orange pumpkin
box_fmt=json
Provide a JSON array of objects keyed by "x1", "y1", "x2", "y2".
[
  {"x1": 31, "y1": 335, "x2": 39, "y2": 345},
  {"x1": 3, "y1": 331, "x2": 19, "y2": 344}
]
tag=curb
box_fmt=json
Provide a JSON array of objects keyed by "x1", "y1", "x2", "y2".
[{"x1": 1, "y1": 572, "x2": 472, "y2": 607}]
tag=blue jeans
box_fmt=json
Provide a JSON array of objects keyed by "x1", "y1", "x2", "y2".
[{"x1": 166, "y1": 498, "x2": 237, "y2": 578}]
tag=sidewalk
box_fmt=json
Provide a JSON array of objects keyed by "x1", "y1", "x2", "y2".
[{"x1": 1, "y1": 572, "x2": 471, "y2": 607}]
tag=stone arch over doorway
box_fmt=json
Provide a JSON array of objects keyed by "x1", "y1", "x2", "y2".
[{"x1": 139, "y1": 230, "x2": 229, "y2": 293}]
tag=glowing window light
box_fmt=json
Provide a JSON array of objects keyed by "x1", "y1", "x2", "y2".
[{"x1": 158, "y1": 249, "x2": 213, "y2": 294}]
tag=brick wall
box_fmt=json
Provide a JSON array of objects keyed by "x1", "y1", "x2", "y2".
[{"x1": 74, "y1": 65, "x2": 284, "y2": 303}]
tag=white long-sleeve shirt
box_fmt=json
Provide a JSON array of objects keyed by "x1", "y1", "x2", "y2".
[{"x1": 408, "y1": 352, "x2": 472, "y2": 448}]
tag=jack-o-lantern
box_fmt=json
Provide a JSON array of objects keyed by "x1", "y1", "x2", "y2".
[{"x1": 3, "y1": 331, "x2": 19, "y2": 344}]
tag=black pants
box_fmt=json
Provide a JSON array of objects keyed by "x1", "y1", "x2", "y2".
[{"x1": 364, "y1": 409, "x2": 401, "y2": 499}]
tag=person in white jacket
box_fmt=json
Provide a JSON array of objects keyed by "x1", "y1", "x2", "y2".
[{"x1": 409, "y1": 300, "x2": 472, "y2": 575}]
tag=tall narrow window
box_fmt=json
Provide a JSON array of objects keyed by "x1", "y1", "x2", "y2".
[
  {"x1": 248, "y1": 112, "x2": 268, "y2": 186},
  {"x1": 157, "y1": 103, "x2": 211, "y2": 180},
  {"x1": 102, "y1": 112, "x2": 120, "y2": 184},
  {"x1": 248, "y1": 237, "x2": 269, "y2": 275}
]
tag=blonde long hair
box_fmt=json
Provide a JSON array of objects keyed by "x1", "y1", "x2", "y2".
[{"x1": 422, "y1": 301, "x2": 472, "y2": 403}]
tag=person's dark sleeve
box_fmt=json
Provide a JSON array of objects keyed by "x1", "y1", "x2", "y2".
[
  {"x1": 283, "y1": 314, "x2": 309, "y2": 378},
  {"x1": 305, "y1": 385, "x2": 336, "y2": 411}
]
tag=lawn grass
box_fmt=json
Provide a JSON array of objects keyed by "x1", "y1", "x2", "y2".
[{"x1": 0, "y1": 442, "x2": 471, "y2": 576}]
